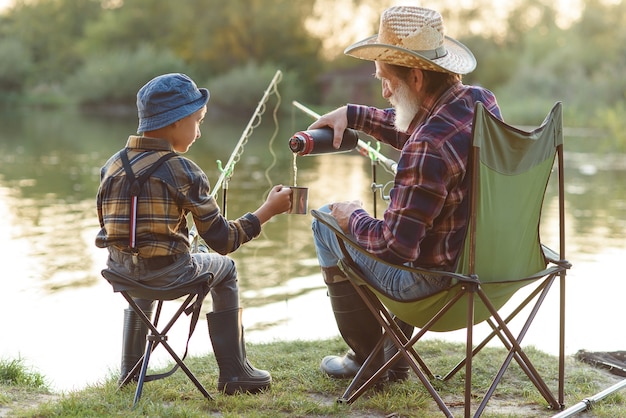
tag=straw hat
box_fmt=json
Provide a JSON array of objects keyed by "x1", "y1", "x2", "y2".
[{"x1": 344, "y1": 6, "x2": 476, "y2": 75}]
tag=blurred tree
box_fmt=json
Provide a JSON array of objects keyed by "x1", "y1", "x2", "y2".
[
  {"x1": 5, "y1": 0, "x2": 102, "y2": 83},
  {"x1": 77, "y1": 0, "x2": 176, "y2": 56},
  {"x1": 64, "y1": 44, "x2": 185, "y2": 107},
  {"x1": 204, "y1": 62, "x2": 304, "y2": 118},
  {"x1": 0, "y1": 38, "x2": 33, "y2": 93},
  {"x1": 77, "y1": 0, "x2": 322, "y2": 87},
  {"x1": 0, "y1": 0, "x2": 624, "y2": 138},
  {"x1": 170, "y1": 0, "x2": 322, "y2": 86},
  {"x1": 574, "y1": 0, "x2": 626, "y2": 104},
  {"x1": 492, "y1": 0, "x2": 626, "y2": 125}
]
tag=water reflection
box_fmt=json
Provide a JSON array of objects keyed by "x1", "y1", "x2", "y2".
[{"x1": 0, "y1": 108, "x2": 625, "y2": 392}]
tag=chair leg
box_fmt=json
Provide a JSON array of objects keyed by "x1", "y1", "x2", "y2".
[
  {"x1": 340, "y1": 276, "x2": 455, "y2": 417},
  {"x1": 474, "y1": 285, "x2": 561, "y2": 415},
  {"x1": 385, "y1": 317, "x2": 414, "y2": 382},
  {"x1": 339, "y1": 331, "x2": 389, "y2": 404}
]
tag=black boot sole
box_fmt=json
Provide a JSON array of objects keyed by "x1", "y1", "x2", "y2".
[{"x1": 219, "y1": 378, "x2": 272, "y2": 395}]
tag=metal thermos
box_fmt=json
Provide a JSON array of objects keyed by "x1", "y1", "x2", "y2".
[{"x1": 288, "y1": 127, "x2": 359, "y2": 156}]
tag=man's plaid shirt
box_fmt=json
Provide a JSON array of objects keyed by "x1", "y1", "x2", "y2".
[{"x1": 346, "y1": 82, "x2": 501, "y2": 270}]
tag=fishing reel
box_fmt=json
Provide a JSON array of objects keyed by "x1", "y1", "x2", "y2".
[{"x1": 371, "y1": 180, "x2": 393, "y2": 204}]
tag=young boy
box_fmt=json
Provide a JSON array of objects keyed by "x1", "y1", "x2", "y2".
[{"x1": 95, "y1": 73, "x2": 292, "y2": 394}]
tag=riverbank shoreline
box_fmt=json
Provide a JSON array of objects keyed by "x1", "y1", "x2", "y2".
[{"x1": 2, "y1": 338, "x2": 624, "y2": 418}]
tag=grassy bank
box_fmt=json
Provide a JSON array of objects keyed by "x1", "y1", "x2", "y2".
[{"x1": 2, "y1": 338, "x2": 624, "y2": 417}]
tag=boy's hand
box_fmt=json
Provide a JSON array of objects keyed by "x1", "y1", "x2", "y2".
[
  {"x1": 268, "y1": 185, "x2": 293, "y2": 213},
  {"x1": 254, "y1": 185, "x2": 292, "y2": 224}
]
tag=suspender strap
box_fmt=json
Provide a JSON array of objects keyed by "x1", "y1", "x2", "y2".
[{"x1": 119, "y1": 150, "x2": 177, "y2": 255}]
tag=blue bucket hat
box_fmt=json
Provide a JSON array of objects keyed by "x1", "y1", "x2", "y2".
[{"x1": 136, "y1": 73, "x2": 210, "y2": 133}]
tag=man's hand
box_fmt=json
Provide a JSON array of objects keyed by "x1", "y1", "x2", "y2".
[
  {"x1": 329, "y1": 200, "x2": 363, "y2": 233},
  {"x1": 308, "y1": 105, "x2": 348, "y2": 149}
]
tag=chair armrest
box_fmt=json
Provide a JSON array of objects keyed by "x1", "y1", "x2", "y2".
[
  {"x1": 311, "y1": 209, "x2": 475, "y2": 285},
  {"x1": 311, "y1": 208, "x2": 344, "y2": 234},
  {"x1": 541, "y1": 244, "x2": 572, "y2": 269}
]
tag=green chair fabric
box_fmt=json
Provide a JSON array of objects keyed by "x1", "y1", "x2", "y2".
[{"x1": 377, "y1": 102, "x2": 563, "y2": 332}]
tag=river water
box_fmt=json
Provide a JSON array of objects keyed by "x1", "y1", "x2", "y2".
[{"x1": 0, "y1": 108, "x2": 624, "y2": 393}]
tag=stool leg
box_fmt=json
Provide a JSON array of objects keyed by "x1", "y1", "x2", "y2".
[
  {"x1": 130, "y1": 300, "x2": 161, "y2": 407},
  {"x1": 133, "y1": 338, "x2": 154, "y2": 407}
]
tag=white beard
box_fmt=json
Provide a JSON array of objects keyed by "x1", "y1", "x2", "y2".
[{"x1": 391, "y1": 80, "x2": 420, "y2": 133}]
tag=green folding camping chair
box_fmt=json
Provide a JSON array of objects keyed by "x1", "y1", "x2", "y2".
[{"x1": 311, "y1": 101, "x2": 571, "y2": 417}]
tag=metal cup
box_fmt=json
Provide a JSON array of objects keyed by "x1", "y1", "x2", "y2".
[{"x1": 288, "y1": 186, "x2": 308, "y2": 215}]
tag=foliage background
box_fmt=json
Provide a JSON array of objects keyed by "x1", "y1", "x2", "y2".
[{"x1": 0, "y1": 0, "x2": 625, "y2": 148}]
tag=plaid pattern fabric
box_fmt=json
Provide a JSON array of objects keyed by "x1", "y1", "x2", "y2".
[
  {"x1": 96, "y1": 136, "x2": 260, "y2": 258},
  {"x1": 346, "y1": 82, "x2": 501, "y2": 269}
]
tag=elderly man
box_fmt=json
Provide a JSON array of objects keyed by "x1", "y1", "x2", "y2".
[{"x1": 309, "y1": 6, "x2": 502, "y2": 381}]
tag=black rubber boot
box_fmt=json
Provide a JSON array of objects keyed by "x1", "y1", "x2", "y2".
[
  {"x1": 320, "y1": 267, "x2": 386, "y2": 382},
  {"x1": 119, "y1": 299, "x2": 154, "y2": 386},
  {"x1": 207, "y1": 307, "x2": 271, "y2": 395},
  {"x1": 323, "y1": 317, "x2": 414, "y2": 382}
]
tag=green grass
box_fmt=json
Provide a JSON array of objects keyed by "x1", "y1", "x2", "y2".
[
  {"x1": 2, "y1": 338, "x2": 625, "y2": 417},
  {"x1": 0, "y1": 358, "x2": 47, "y2": 388},
  {"x1": 0, "y1": 357, "x2": 52, "y2": 415}
]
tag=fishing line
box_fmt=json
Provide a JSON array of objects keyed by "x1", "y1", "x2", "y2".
[
  {"x1": 262, "y1": 75, "x2": 283, "y2": 200},
  {"x1": 255, "y1": 72, "x2": 283, "y2": 245},
  {"x1": 189, "y1": 70, "x2": 284, "y2": 252}
]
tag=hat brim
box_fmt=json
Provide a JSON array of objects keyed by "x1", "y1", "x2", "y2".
[
  {"x1": 138, "y1": 88, "x2": 209, "y2": 133},
  {"x1": 344, "y1": 34, "x2": 476, "y2": 75}
]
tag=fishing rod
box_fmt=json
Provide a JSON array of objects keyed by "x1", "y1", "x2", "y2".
[
  {"x1": 551, "y1": 378, "x2": 626, "y2": 417},
  {"x1": 188, "y1": 70, "x2": 283, "y2": 252},
  {"x1": 292, "y1": 100, "x2": 397, "y2": 217}
]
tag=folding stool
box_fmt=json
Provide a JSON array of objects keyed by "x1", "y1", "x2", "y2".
[{"x1": 102, "y1": 269, "x2": 213, "y2": 407}]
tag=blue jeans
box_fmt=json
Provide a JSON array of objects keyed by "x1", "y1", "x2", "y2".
[{"x1": 311, "y1": 205, "x2": 451, "y2": 301}]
